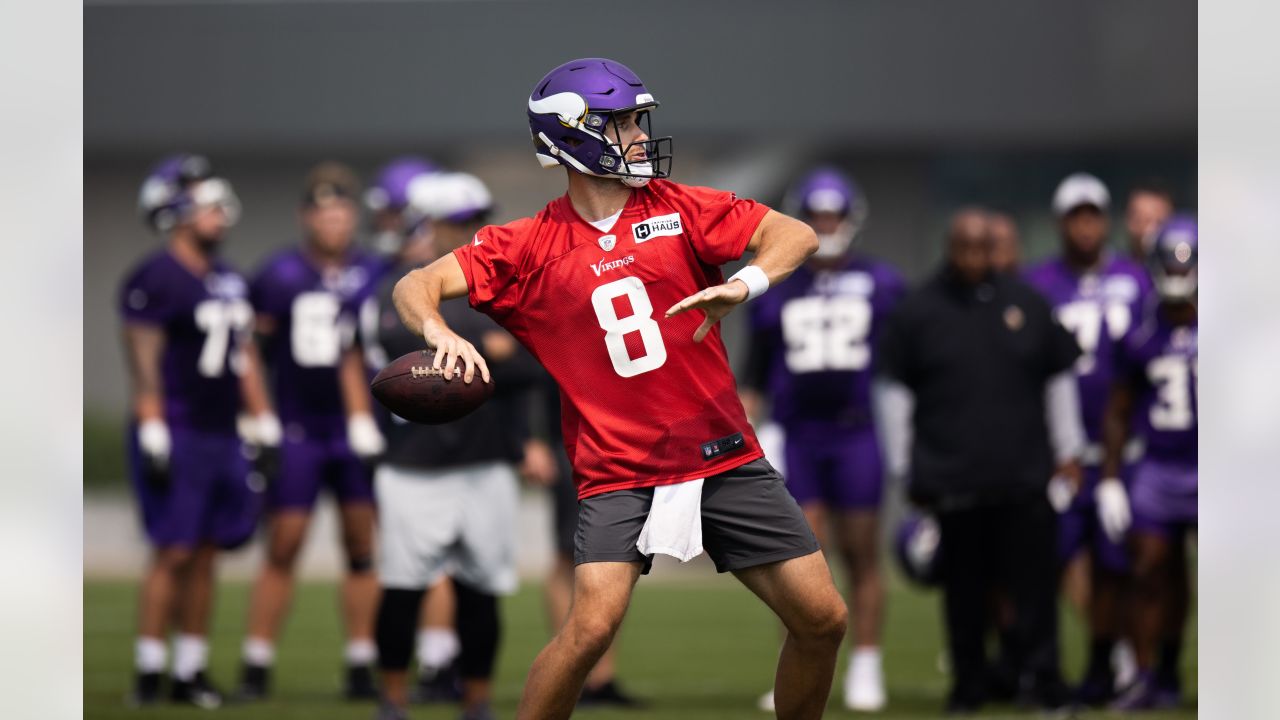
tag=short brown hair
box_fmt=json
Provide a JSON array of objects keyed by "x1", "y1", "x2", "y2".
[{"x1": 302, "y1": 161, "x2": 361, "y2": 206}]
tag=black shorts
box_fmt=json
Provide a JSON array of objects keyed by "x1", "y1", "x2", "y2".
[
  {"x1": 551, "y1": 443, "x2": 578, "y2": 557},
  {"x1": 574, "y1": 458, "x2": 820, "y2": 574}
]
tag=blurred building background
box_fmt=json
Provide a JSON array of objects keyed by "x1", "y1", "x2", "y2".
[{"x1": 84, "y1": 0, "x2": 1196, "y2": 488}]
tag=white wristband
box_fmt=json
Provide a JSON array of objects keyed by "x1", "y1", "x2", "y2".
[{"x1": 728, "y1": 265, "x2": 770, "y2": 301}]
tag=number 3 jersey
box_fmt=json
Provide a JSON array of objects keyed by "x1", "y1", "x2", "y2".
[
  {"x1": 119, "y1": 251, "x2": 253, "y2": 432},
  {"x1": 453, "y1": 180, "x2": 771, "y2": 499},
  {"x1": 250, "y1": 247, "x2": 388, "y2": 437},
  {"x1": 1117, "y1": 309, "x2": 1197, "y2": 466},
  {"x1": 745, "y1": 256, "x2": 905, "y2": 429},
  {"x1": 1023, "y1": 255, "x2": 1153, "y2": 445}
]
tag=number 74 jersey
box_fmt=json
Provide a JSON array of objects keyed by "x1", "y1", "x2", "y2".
[{"x1": 453, "y1": 180, "x2": 770, "y2": 499}]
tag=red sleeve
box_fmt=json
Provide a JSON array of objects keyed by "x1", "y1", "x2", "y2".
[
  {"x1": 451, "y1": 224, "x2": 521, "y2": 320},
  {"x1": 676, "y1": 184, "x2": 771, "y2": 266}
]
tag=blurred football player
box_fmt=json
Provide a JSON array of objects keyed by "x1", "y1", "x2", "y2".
[
  {"x1": 741, "y1": 168, "x2": 903, "y2": 712},
  {"x1": 988, "y1": 211, "x2": 1022, "y2": 273},
  {"x1": 365, "y1": 156, "x2": 440, "y2": 257},
  {"x1": 1106, "y1": 216, "x2": 1197, "y2": 711},
  {"x1": 1122, "y1": 180, "x2": 1174, "y2": 263},
  {"x1": 362, "y1": 159, "x2": 470, "y2": 704},
  {"x1": 392, "y1": 58, "x2": 845, "y2": 720},
  {"x1": 237, "y1": 162, "x2": 389, "y2": 701},
  {"x1": 121, "y1": 154, "x2": 274, "y2": 707},
  {"x1": 1024, "y1": 172, "x2": 1153, "y2": 704},
  {"x1": 367, "y1": 171, "x2": 549, "y2": 720}
]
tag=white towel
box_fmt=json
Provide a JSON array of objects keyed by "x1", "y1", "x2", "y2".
[{"x1": 636, "y1": 478, "x2": 704, "y2": 562}]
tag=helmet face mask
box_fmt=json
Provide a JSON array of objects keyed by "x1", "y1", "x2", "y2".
[
  {"x1": 785, "y1": 168, "x2": 868, "y2": 259},
  {"x1": 528, "y1": 58, "x2": 673, "y2": 186},
  {"x1": 1148, "y1": 214, "x2": 1198, "y2": 302},
  {"x1": 138, "y1": 153, "x2": 235, "y2": 234}
]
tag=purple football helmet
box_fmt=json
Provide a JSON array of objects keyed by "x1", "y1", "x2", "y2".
[
  {"x1": 783, "y1": 167, "x2": 869, "y2": 259},
  {"x1": 137, "y1": 153, "x2": 239, "y2": 232},
  {"x1": 894, "y1": 513, "x2": 943, "y2": 587},
  {"x1": 527, "y1": 58, "x2": 672, "y2": 187},
  {"x1": 1149, "y1": 214, "x2": 1197, "y2": 302},
  {"x1": 365, "y1": 156, "x2": 441, "y2": 213}
]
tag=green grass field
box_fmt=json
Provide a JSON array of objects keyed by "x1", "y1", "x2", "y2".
[{"x1": 85, "y1": 577, "x2": 1196, "y2": 719}]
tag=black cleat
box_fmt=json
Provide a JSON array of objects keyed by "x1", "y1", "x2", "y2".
[
  {"x1": 578, "y1": 680, "x2": 647, "y2": 708},
  {"x1": 460, "y1": 703, "x2": 497, "y2": 720},
  {"x1": 235, "y1": 663, "x2": 271, "y2": 702},
  {"x1": 374, "y1": 699, "x2": 412, "y2": 720},
  {"x1": 171, "y1": 671, "x2": 224, "y2": 709},
  {"x1": 129, "y1": 671, "x2": 164, "y2": 707},
  {"x1": 346, "y1": 663, "x2": 379, "y2": 700},
  {"x1": 411, "y1": 663, "x2": 462, "y2": 703}
]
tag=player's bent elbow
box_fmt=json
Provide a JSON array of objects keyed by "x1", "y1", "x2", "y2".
[{"x1": 798, "y1": 224, "x2": 820, "y2": 259}]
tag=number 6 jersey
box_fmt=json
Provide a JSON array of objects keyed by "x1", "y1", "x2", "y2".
[
  {"x1": 453, "y1": 180, "x2": 770, "y2": 499},
  {"x1": 251, "y1": 247, "x2": 388, "y2": 438}
]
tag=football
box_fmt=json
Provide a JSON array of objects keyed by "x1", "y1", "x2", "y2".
[{"x1": 370, "y1": 350, "x2": 495, "y2": 424}]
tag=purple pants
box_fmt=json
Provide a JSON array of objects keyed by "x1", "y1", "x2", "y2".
[
  {"x1": 1057, "y1": 466, "x2": 1130, "y2": 572},
  {"x1": 269, "y1": 431, "x2": 373, "y2": 511},
  {"x1": 781, "y1": 424, "x2": 883, "y2": 510},
  {"x1": 1130, "y1": 458, "x2": 1197, "y2": 539},
  {"x1": 130, "y1": 426, "x2": 260, "y2": 549}
]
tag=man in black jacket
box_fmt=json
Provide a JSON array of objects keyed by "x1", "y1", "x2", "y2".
[{"x1": 876, "y1": 209, "x2": 1080, "y2": 713}]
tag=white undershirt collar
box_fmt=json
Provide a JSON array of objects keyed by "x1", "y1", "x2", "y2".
[{"x1": 587, "y1": 208, "x2": 624, "y2": 233}]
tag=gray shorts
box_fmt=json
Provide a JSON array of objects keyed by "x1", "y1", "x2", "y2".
[{"x1": 574, "y1": 458, "x2": 820, "y2": 574}]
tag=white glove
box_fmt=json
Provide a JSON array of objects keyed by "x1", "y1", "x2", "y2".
[
  {"x1": 238, "y1": 413, "x2": 283, "y2": 447},
  {"x1": 1047, "y1": 474, "x2": 1077, "y2": 513},
  {"x1": 137, "y1": 419, "x2": 171, "y2": 465},
  {"x1": 347, "y1": 413, "x2": 386, "y2": 459},
  {"x1": 1096, "y1": 477, "x2": 1132, "y2": 542}
]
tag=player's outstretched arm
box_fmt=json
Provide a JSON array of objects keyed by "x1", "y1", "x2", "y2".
[
  {"x1": 666, "y1": 210, "x2": 817, "y2": 342},
  {"x1": 392, "y1": 253, "x2": 491, "y2": 384}
]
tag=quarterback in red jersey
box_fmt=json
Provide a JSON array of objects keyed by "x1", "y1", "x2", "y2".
[{"x1": 393, "y1": 58, "x2": 845, "y2": 720}]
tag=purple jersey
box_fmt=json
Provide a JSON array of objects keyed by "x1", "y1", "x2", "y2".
[
  {"x1": 1119, "y1": 308, "x2": 1197, "y2": 466},
  {"x1": 747, "y1": 256, "x2": 905, "y2": 428},
  {"x1": 1023, "y1": 254, "x2": 1153, "y2": 443},
  {"x1": 251, "y1": 247, "x2": 389, "y2": 436},
  {"x1": 119, "y1": 251, "x2": 252, "y2": 432}
]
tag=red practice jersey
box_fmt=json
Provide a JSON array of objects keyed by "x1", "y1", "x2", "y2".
[{"x1": 454, "y1": 180, "x2": 770, "y2": 499}]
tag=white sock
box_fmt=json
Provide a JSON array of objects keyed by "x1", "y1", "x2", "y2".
[
  {"x1": 172, "y1": 634, "x2": 209, "y2": 681},
  {"x1": 417, "y1": 628, "x2": 460, "y2": 670},
  {"x1": 851, "y1": 646, "x2": 882, "y2": 668},
  {"x1": 345, "y1": 638, "x2": 377, "y2": 666},
  {"x1": 135, "y1": 636, "x2": 168, "y2": 674},
  {"x1": 242, "y1": 637, "x2": 275, "y2": 667},
  {"x1": 848, "y1": 646, "x2": 883, "y2": 682}
]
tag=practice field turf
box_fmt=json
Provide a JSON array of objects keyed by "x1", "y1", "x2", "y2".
[{"x1": 85, "y1": 576, "x2": 1196, "y2": 719}]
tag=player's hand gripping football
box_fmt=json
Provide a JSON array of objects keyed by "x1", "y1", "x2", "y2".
[
  {"x1": 664, "y1": 280, "x2": 750, "y2": 342},
  {"x1": 422, "y1": 320, "x2": 491, "y2": 384}
]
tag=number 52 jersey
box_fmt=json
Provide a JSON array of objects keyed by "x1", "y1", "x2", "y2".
[
  {"x1": 746, "y1": 257, "x2": 905, "y2": 428},
  {"x1": 454, "y1": 180, "x2": 770, "y2": 499}
]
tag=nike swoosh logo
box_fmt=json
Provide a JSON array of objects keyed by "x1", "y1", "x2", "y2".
[{"x1": 473, "y1": 234, "x2": 483, "y2": 246}]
